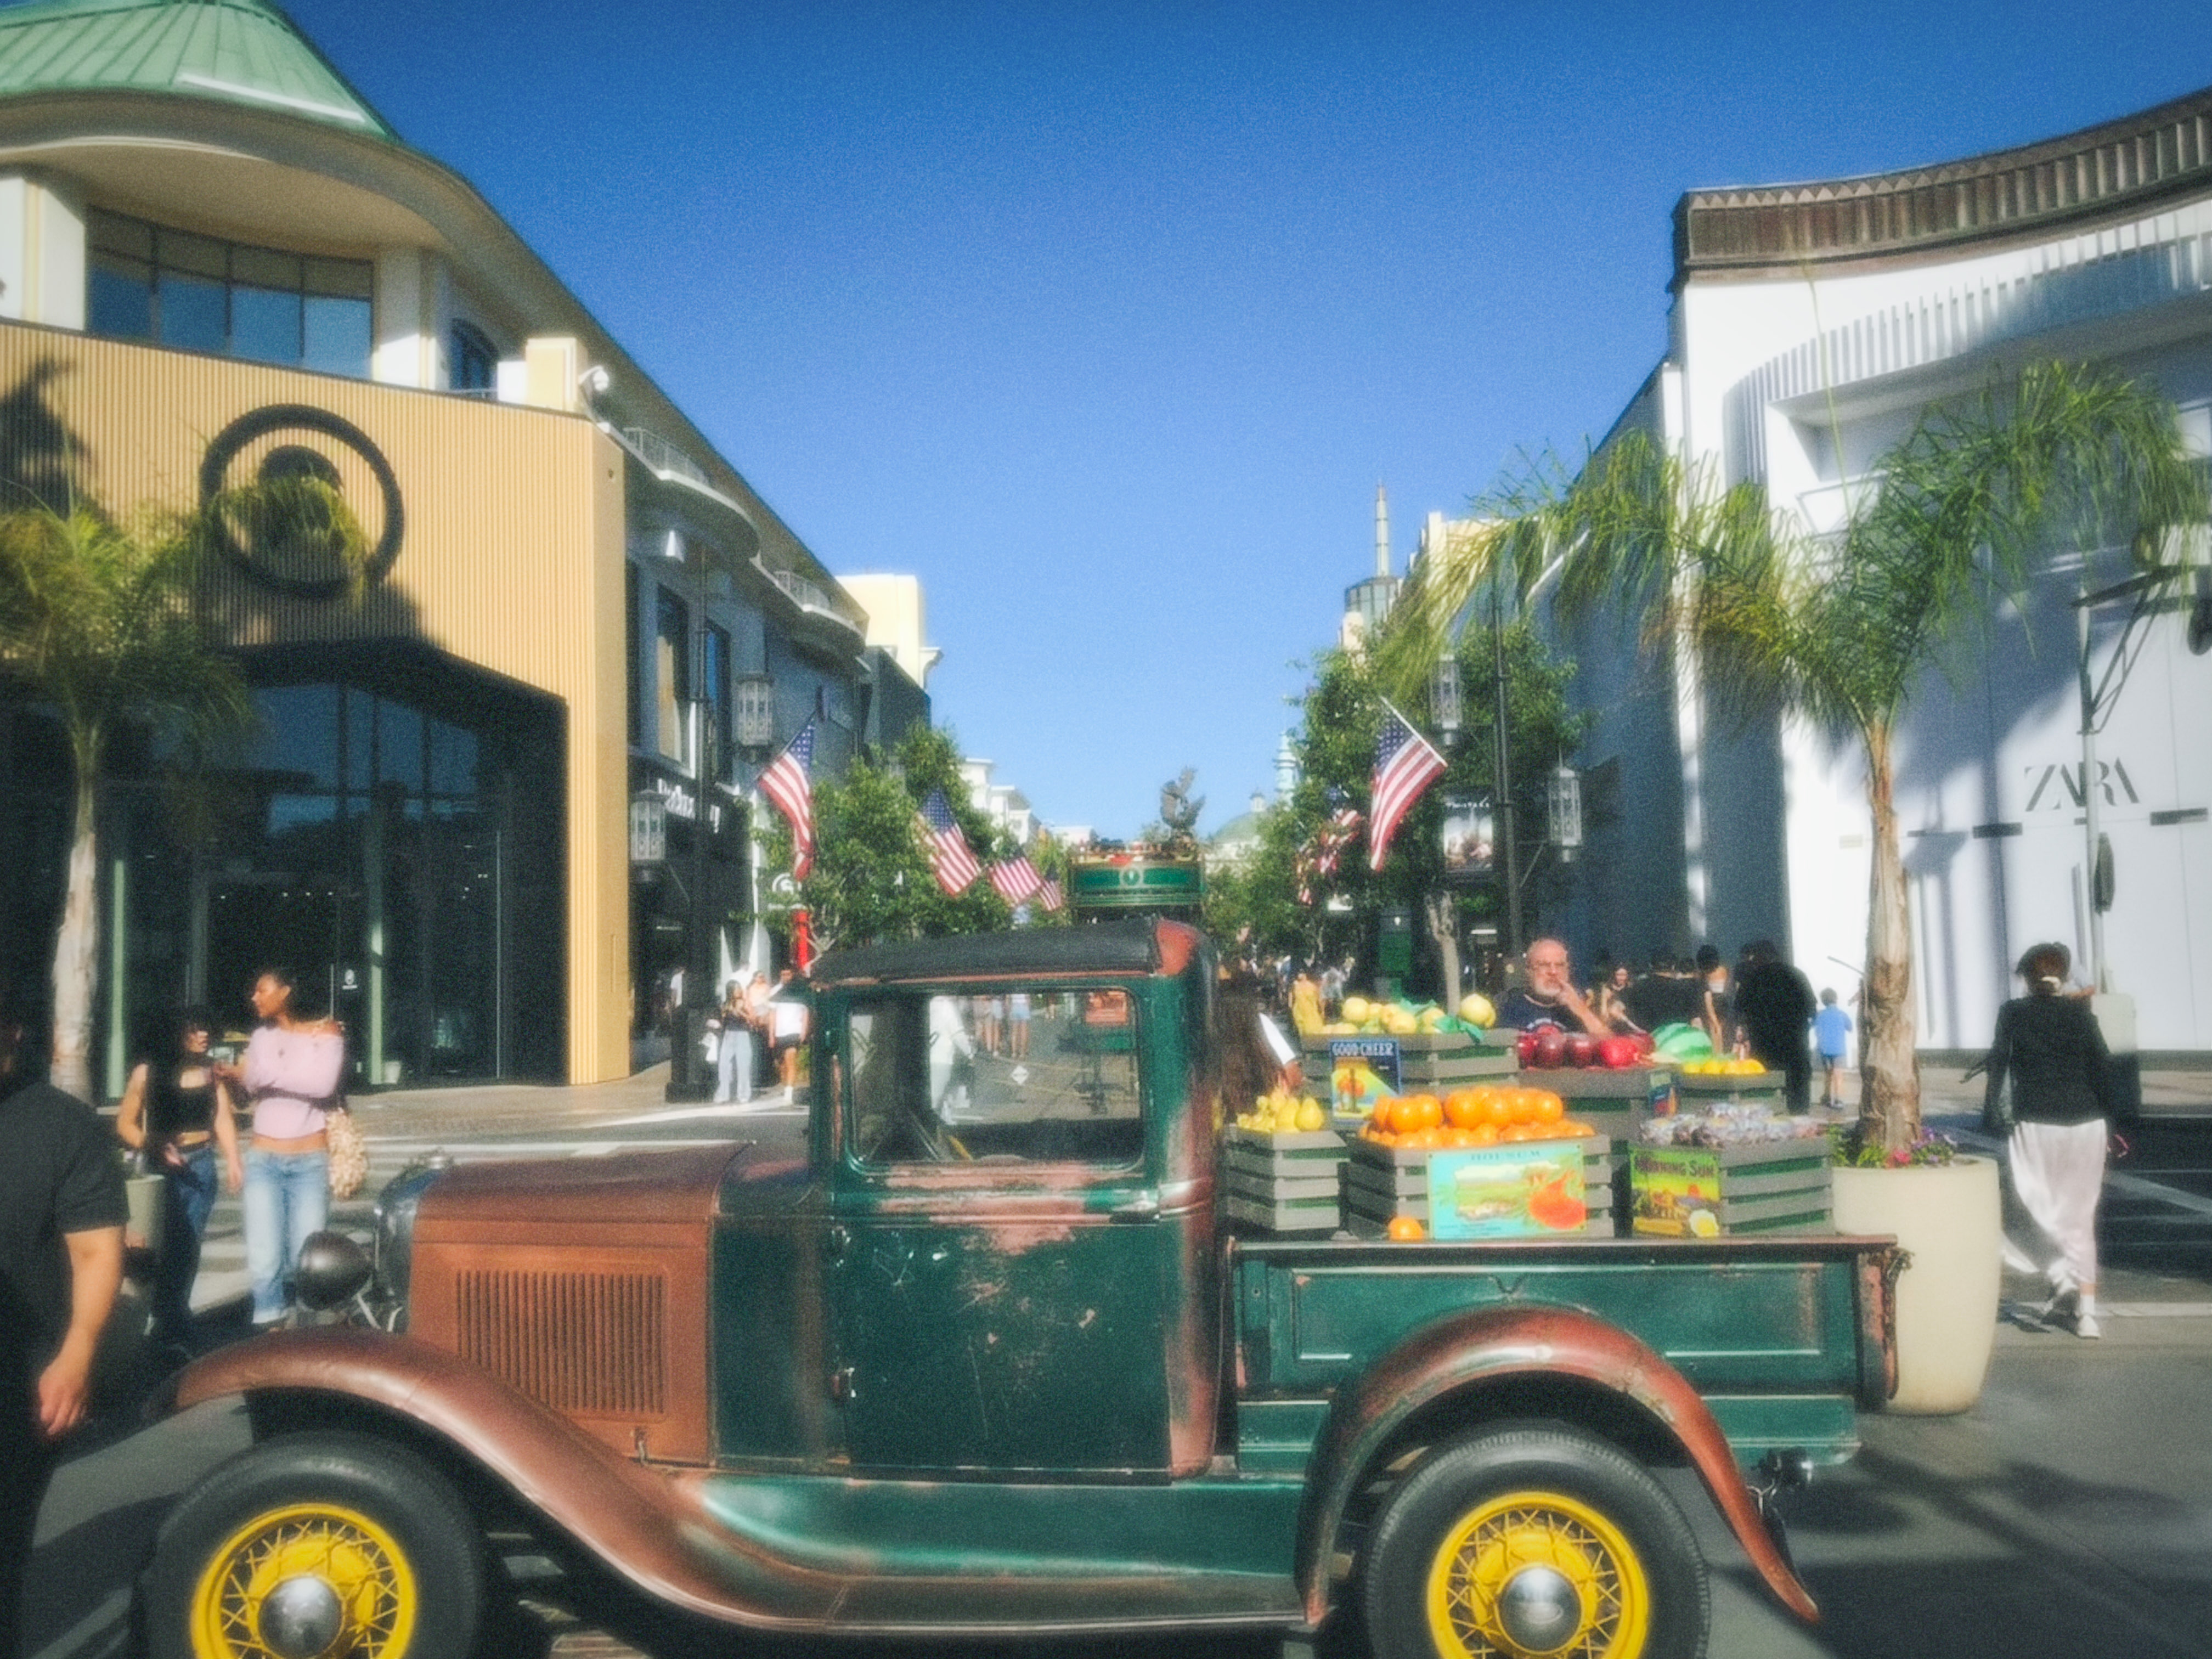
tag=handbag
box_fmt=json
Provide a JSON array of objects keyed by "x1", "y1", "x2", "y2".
[{"x1": 325, "y1": 1103, "x2": 369, "y2": 1199}]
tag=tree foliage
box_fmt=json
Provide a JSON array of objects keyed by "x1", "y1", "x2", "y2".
[
  {"x1": 1386, "y1": 359, "x2": 2208, "y2": 1148},
  {"x1": 1209, "y1": 628, "x2": 1582, "y2": 990},
  {"x1": 770, "y1": 724, "x2": 1012, "y2": 953}
]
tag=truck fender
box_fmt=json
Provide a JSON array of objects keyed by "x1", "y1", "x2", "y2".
[
  {"x1": 1293, "y1": 1302, "x2": 1819, "y2": 1626},
  {"x1": 169, "y1": 1327, "x2": 845, "y2": 1632}
]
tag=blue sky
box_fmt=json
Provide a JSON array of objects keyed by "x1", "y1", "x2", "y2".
[{"x1": 287, "y1": 0, "x2": 2208, "y2": 837}]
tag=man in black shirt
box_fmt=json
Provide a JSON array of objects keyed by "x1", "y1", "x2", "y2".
[
  {"x1": 1493, "y1": 939, "x2": 1611, "y2": 1035},
  {"x1": 1, "y1": 991, "x2": 126, "y2": 1657},
  {"x1": 1733, "y1": 941, "x2": 1819, "y2": 1113}
]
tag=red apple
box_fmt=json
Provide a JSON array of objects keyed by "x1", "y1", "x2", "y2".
[
  {"x1": 1598, "y1": 1036, "x2": 1640, "y2": 1069},
  {"x1": 1565, "y1": 1032, "x2": 1596, "y2": 1068},
  {"x1": 1533, "y1": 1029, "x2": 1569, "y2": 1069},
  {"x1": 1516, "y1": 1029, "x2": 1541, "y2": 1067}
]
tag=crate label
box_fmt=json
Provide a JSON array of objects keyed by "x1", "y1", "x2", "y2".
[
  {"x1": 1329, "y1": 1039, "x2": 1401, "y2": 1123},
  {"x1": 1629, "y1": 1146, "x2": 1722, "y2": 1237},
  {"x1": 1426, "y1": 1142, "x2": 1588, "y2": 1239}
]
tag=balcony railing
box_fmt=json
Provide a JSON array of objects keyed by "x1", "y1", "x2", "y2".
[{"x1": 621, "y1": 427, "x2": 711, "y2": 488}]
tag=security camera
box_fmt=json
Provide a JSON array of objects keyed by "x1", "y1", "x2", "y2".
[{"x1": 578, "y1": 364, "x2": 612, "y2": 398}]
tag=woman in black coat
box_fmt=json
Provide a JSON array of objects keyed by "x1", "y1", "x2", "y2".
[{"x1": 1984, "y1": 941, "x2": 2114, "y2": 1339}]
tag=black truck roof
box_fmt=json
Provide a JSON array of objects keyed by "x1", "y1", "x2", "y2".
[{"x1": 809, "y1": 919, "x2": 1203, "y2": 988}]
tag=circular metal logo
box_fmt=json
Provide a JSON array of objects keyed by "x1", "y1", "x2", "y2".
[{"x1": 199, "y1": 405, "x2": 404, "y2": 599}]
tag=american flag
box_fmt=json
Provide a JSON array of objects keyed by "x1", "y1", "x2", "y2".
[
  {"x1": 759, "y1": 721, "x2": 816, "y2": 879},
  {"x1": 1297, "y1": 805, "x2": 1364, "y2": 904},
  {"x1": 1038, "y1": 878, "x2": 1064, "y2": 912},
  {"x1": 917, "y1": 789, "x2": 982, "y2": 895},
  {"x1": 1368, "y1": 702, "x2": 1446, "y2": 871},
  {"x1": 989, "y1": 855, "x2": 1047, "y2": 906}
]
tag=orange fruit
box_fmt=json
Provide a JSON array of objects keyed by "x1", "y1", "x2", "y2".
[
  {"x1": 1468, "y1": 1124, "x2": 1500, "y2": 1147},
  {"x1": 1443, "y1": 1090, "x2": 1483, "y2": 1129},
  {"x1": 1386, "y1": 1215, "x2": 1427, "y2": 1241},
  {"x1": 1505, "y1": 1088, "x2": 1538, "y2": 1125},
  {"x1": 1478, "y1": 1090, "x2": 1512, "y2": 1128},
  {"x1": 1502, "y1": 1123, "x2": 1540, "y2": 1142},
  {"x1": 1370, "y1": 1098, "x2": 1396, "y2": 1132},
  {"x1": 1405, "y1": 1094, "x2": 1443, "y2": 1132},
  {"x1": 1534, "y1": 1092, "x2": 1565, "y2": 1124}
]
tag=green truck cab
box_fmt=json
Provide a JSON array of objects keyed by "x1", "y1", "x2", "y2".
[{"x1": 148, "y1": 920, "x2": 1896, "y2": 1659}]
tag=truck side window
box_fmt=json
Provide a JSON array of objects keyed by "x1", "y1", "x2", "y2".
[{"x1": 845, "y1": 987, "x2": 1143, "y2": 1169}]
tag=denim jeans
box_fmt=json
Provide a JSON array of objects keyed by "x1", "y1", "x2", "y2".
[
  {"x1": 244, "y1": 1145, "x2": 329, "y2": 1324},
  {"x1": 153, "y1": 1143, "x2": 220, "y2": 1345},
  {"x1": 715, "y1": 1027, "x2": 754, "y2": 1104}
]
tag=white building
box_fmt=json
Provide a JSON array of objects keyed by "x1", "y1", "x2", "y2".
[{"x1": 1562, "y1": 84, "x2": 2212, "y2": 1058}]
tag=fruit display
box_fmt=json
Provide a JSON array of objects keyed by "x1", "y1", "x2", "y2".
[
  {"x1": 1319, "y1": 996, "x2": 1479, "y2": 1040},
  {"x1": 1514, "y1": 1026, "x2": 1655, "y2": 1069},
  {"x1": 1355, "y1": 1086, "x2": 1600, "y2": 1150},
  {"x1": 1638, "y1": 1104, "x2": 1826, "y2": 1148},
  {"x1": 1629, "y1": 1130, "x2": 1833, "y2": 1237},
  {"x1": 1677, "y1": 1057, "x2": 1767, "y2": 1077},
  {"x1": 1235, "y1": 1086, "x2": 1330, "y2": 1136}
]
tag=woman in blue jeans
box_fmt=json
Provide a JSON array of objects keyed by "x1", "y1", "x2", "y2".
[
  {"x1": 225, "y1": 969, "x2": 346, "y2": 1327},
  {"x1": 115, "y1": 1007, "x2": 243, "y2": 1353}
]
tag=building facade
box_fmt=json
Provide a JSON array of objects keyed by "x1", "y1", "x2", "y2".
[
  {"x1": 1560, "y1": 85, "x2": 2212, "y2": 1056},
  {"x1": 0, "y1": 0, "x2": 919, "y2": 1091}
]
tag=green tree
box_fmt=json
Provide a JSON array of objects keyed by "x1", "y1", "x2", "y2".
[
  {"x1": 1390, "y1": 360, "x2": 2205, "y2": 1150},
  {"x1": 1, "y1": 499, "x2": 262, "y2": 1097},
  {"x1": 1229, "y1": 633, "x2": 1582, "y2": 994},
  {"x1": 770, "y1": 724, "x2": 1010, "y2": 952}
]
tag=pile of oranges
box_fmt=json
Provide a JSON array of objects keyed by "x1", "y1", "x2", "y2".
[{"x1": 1359, "y1": 1085, "x2": 1599, "y2": 1150}]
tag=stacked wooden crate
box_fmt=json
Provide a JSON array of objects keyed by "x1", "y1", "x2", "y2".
[
  {"x1": 1221, "y1": 1127, "x2": 1346, "y2": 1234},
  {"x1": 1627, "y1": 1139, "x2": 1832, "y2": 1236},
  {"x1": 1342, "y1": 1136, "x2": 1614, "y2": 1237}
]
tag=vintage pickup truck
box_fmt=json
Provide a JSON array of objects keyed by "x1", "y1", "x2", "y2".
[{"x1": 146, "y1": 920, "x2": 1897, "y2": 1659}]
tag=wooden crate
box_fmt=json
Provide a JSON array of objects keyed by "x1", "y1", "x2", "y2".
[
  {"x1": 1222, "y1": 1127, "x2": 1347, "y2": 1234},
  {"x1": 1627, "y1": 1141, "x2": 1831, "y2": 1237},
  {"x1": 1674, "y1": 1071, "x2": 1786, "y2": 1103},
  {"x1": 1342, "y1": 1137, "x2": 1615, "y2": 1236}
]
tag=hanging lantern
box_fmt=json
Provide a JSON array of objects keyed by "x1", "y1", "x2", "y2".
[
  {"x1": 1431, "y1": 656, "x2": 1463, "y2": 743},
  {"x1": 1547, "y1": 765, "x2": 1583, "y2": 863},
  {"x1": 734, "y1": 673, "x2": 776, "y2": 750}
]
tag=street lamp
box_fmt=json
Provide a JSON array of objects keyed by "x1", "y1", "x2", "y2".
[
  {"x1": 1547, "y1": 764, "x2": 1583, "y2": 866},
  {"x1": 1431, "y1": 656, "x2": 1463, "y2": 745}
]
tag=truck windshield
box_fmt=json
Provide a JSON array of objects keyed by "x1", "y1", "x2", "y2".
[{"x1": 845, "y1": 987, "x2": 1144, "y2": 1168}]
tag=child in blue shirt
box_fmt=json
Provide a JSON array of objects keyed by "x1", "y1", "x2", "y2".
[{"x1": 1814, "y1": 989, "x2": 1853, "y2": 1109}]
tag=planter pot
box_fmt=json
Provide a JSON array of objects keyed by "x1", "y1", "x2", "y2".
[{"x1": 1831, "y1": 1156, "x2": 2001, "y2": 1414}]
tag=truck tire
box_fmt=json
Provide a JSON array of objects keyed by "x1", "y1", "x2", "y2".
[
  {"x1": 1362, "y1": 1424, "x2": 1709, "y2": 1659},
  {"x1": 138, "y1": 1430, "x2": 492, "y2": 1659}
]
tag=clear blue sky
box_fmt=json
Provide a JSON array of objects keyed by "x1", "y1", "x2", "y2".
[{"x1": 288, "y1": 0, "x2": 2207, "y2": 838}]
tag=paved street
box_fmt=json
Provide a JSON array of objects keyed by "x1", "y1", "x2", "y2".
[{"x1": 24, "y1": 1067, "x2": 2212, "y2": 1659}]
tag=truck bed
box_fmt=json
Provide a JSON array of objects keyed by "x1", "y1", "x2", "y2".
[{"x1": 1230, "y1": 1231, "x2": 1896, "y2": 1472}]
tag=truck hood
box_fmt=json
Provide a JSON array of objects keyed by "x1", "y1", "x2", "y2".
[{"x1": 415, "y1": 1141, "x2": 763, "y2": 1228}]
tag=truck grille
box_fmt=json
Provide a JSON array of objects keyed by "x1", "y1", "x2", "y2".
[{"x1": 453, "y1": 1269, "x2": 667, "y2": 1417}]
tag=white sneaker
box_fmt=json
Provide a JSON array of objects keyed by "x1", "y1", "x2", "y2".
[{"x1": 2074, "y1": 1313, "x2": 2101, "y2": 1340}]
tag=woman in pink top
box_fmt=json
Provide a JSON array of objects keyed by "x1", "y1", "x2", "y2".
[{"x1": 232, "y1": 968, "x2": 346, "y2": 1327}]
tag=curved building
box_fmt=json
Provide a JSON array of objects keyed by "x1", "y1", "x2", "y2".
[
  {"x1": 1564, "y1": 85, "x2": 2212, "y2": 1057},
  {"x1": 0, "y1": 0, "x2": 919, "y2": 1090}
]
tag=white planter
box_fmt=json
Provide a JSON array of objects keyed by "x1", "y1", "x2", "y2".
[{"x1": 1831, "y1": 1156, "x2": 2001, "y2": 1414}]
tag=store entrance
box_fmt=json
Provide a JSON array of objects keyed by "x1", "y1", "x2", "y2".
[{"x1": 202, "y1": 873, "x2": 360, "y2": 1041}]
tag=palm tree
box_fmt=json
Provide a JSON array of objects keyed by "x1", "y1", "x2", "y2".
[
  {"x1": 0, "y1": 478, "x2": 364, "y2": 1098},
  {"x1": 1389, "y1": 360, "x2": 2204, "y2": 1150}
]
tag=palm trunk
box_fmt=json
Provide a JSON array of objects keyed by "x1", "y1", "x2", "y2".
[
  {"x1": 1424, "y1": 889, "x2": 1460, "y2": 1008},
  {"x1": 1859, "y1": 722, "x2": 1919, "y2": 1149},
  {"x1": 50, "y1": 739, "x2": 99, "y2": 1101}
]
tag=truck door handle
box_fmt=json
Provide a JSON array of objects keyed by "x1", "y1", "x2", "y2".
[
  {"x1": 826, "y1": 1224, "x2": 851, "y2": 1261},
  {"x1": 1108, "y1": 1194, "x2": 1160, "y2": 1223}
]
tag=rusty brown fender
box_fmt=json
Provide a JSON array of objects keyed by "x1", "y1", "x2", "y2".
[
  {"x1": 169, "y1": 1327, "x2": 851, "y2": 1632},
  {"x1": 1293, "y1": 1303, "x2": 1820, "y2": 1626}
]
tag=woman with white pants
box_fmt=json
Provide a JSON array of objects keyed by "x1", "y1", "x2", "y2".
[
  {"x1": 1983, "y1": 942, "x2": 2115, "y2": 1339},
  {"x1": 713, "y1": 979, "x2": 755, "y2": 1105}
]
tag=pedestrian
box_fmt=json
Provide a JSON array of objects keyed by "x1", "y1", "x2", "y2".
[
  {"x1": 1288, "y1": 967, "x2": 1323, "y2": 1036},
  {"x1": 1734, "y1": 941, "x2": 1818, "y2": 1112},
  {"x1": 1320, "y1": 959, "x2": 1348, "y2": 1019},
  {"x1": 1493, "y1": 939, "x2": 1611, "y2": 1036},
  {"x1": 713, "y1": 977, "x2": 753, "y2": 1104},
  {"x1": 1, "y1": 988, "x2": 126, "y2": 1658},
  {"x1": 230, "y1": 968, "x2": 346, "y2": 1329},
  {"x1": 1006, "y1": 990, "x2": 1031, "y2": 1060},
  {"x1": 112, "y1": 1006, "x2": 242, "y2": 1356},
  {"x1": 1814, "y1": 989, "x2": 1853, "y2": 1109},
  {"x1": 1695, "y1": 944, "x2": 1732, "y2": 1052},
  {"x1": 929, "y1": 995, "x2": 975, "y2": 1121},
  {"x1": 1595, "y1": 962, "x2": 1642, "y2": 1034},
  {"x1": 768, "y1": 968, "x2": 809, "y2": 1099},
  {"x1": 1983, "y1": 941, "x2": 2115, "y2": 1339}
]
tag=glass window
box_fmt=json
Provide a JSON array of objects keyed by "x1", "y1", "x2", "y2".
[
  {"x1": 84, "y1": 208, "x2": 373, "y2": 378},
  {"x1": 450, "y1": 321, "x2": 499, "y2": 391},
  {"x1": 845, "y1": 988, "x2": 1142, "y2": 1169},
  {"x1": 428, "y1": 718, "x2": 477, "y2": 797},
  {"x1": 253, "y1": 685, "x2": 340, "y2": 790},
  {"x1": 655, "y1": 588, "x2": 690, "y2": 767},
  {"x1": 378, "y1": 699, "x2": 425, "y2": 794}
]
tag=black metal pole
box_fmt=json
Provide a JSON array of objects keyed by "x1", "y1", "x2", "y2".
[{"x1": 1493, "y1": 583, "x2": 1521, "y2": 960}]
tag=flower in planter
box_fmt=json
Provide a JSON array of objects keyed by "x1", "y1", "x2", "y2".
[{"x1": 1830, "y1": 1122, "x2": 1958, "y2": 1169}]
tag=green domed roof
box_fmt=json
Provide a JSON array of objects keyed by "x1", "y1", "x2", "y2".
[{"x1": 0, "y1": 0, "x2": 394, "y2": 138}]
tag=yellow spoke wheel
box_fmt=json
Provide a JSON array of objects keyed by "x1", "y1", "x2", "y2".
[
  {"x1": 1423, "y1": 1490, "x2": 1650, "y2": 1659},
  {"x1": 190, "y1": 1502, "x2": 419, "y2": 1659}
]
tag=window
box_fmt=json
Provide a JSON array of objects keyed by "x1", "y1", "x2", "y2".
[
  {"x1": 87, "y1": 209, "x2": 373, "y2": 378},
  {"x1": 845, "y1": 988, "x2": 1143, "y2": 1169},
  {"x1": 654, "y1": 587, "x2": 690, "y2": 766},
  {"x1": 450, "y1": 321, "x2": 498, "y2": 392}
]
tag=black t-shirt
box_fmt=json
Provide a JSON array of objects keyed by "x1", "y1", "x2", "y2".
[
  {"x1": 1623, "y1": 974, "x2": 1701, "y2": 1031},
  {"x1": 1, "y1": 1080, "x2": 128, "y2": 1381},
  {"x1": 1494, "y1": 989, "x2": 1575, "y2": 1030}
]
